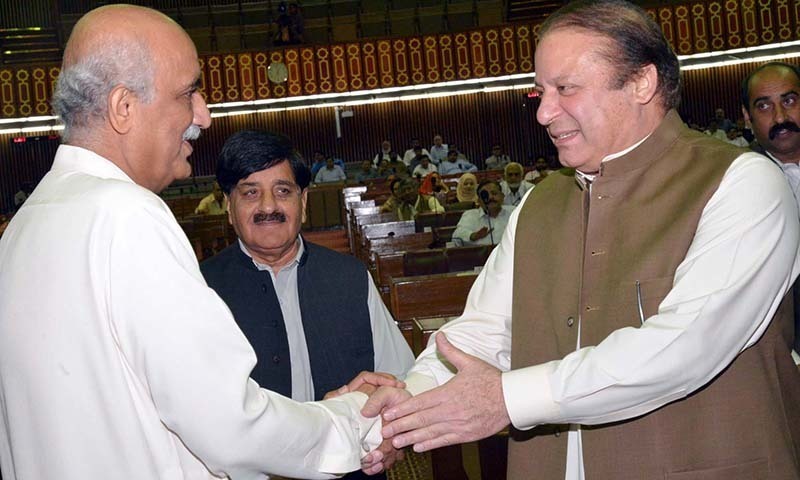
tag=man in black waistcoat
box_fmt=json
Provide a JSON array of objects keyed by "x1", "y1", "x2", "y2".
[{"x1": 201, "y1": 130, "x2": 414, "y2": 479}]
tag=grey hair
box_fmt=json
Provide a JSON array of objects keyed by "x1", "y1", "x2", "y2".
[{"x1": 52, "y1": 39, "x2": 154, "y2": 142}]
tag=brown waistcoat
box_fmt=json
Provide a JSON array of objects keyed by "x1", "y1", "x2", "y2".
[{"x1": 509, "y1": 110, "x2": 800, "y2": 479}]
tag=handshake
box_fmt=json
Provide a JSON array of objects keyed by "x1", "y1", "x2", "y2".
[{"x1": 325, "y1": 333, "x2": 512, "y2": 476}]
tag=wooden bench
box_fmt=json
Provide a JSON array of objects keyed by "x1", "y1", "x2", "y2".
[
  {"x1": 389, "y1": 271, "x2": 478, "y2": 344},
  {"x1": 414, "y1": 209, "x2": 469, "y2": 233}
]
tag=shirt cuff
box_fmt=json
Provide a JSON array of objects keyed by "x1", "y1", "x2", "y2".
[
  {"x1": 403, "y1": 371, "x2": 440, "y2": 397},
  {"x1": 501, "y1": 361, "x2": 561, "y2": 430}
]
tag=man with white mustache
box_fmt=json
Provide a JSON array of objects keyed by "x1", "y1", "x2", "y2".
[{"x1": 0, "y1": 5, "x2": 398, "y2": 480}]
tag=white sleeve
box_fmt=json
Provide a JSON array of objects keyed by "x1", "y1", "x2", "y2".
[
  {"x1": 502, "y1": 153, "x2": 800, "y2": 429},
  {"x1": 109, "y1": 206, "x2": 381, "y2": 479},
  {"x1": 451, "y1": 211, "x2": 473, "y2": 244},
  {"x1": 404, "y1": 204, "x2": 520, "y2": 395},
  {"x1": 366, "y1": 274, "x2": 415, "y2": 379}
]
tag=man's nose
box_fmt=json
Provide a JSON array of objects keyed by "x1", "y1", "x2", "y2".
[{"x1": 193, "y1": 92, "x2": 212, "y2": 129}]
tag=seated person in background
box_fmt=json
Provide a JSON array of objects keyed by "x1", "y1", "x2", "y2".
[
  {"x1": 500, "y1": 162, "x2": 533, "y2": 207},
  {"x1": 429, "y1": 134, "x2": 448, "y2": 164},
  {"x1": 403, "y1": 138, "x2": 430, "y2": 166},
  {"x1": 484, "y1": 144, "x2": 511, "y2": 171},
  {"x1": 455, "y1": 172, "x2": 478, "y2": 207},
  {"x1": 446, "y1": 143, "x2": 469, "y2": 162},
  {"x1": 525, "y1": 156, "x2": 555, "y2": 185},
  {"x1": 412, "y1": 155, "x2": 437, "y2": 178},
  {"x1": 383, "y1": 151, "x2": 409, "y2": 178},
  {"x1": 714, "y1": 106, "x2": 734, "y2": 132},
  {"x1": 419, "y1": 172, "x2": 448, "y2": 207},
  {"x1": 379, "y1": 178, "x2": 403, "y2": 213},
  {"x1": 439, "y1": 149, "x2": 478, "y2": 175},
  {"x1": 310, "y1": 150, "x2": 345, "y2": 178},
  {"x1": 725, "y1": 128, "x2": 750, "y2": 147},
  {"x1": 452, "y1": 179, "x2": 514, "y2": 246},
  {"x1": 194, "y1": 181, "x2": 228, "y2": 215},
  {"x1": 355, "y1": 160, "x2": 381, "y2": 183},
  {"x1": 394, "y1": 177, "x2": 444, "y2": 221},
  {"x1": 202, "y1": 130, "x2": 414, "y2": 480},
  {"x1": 704, "y1": 120, "x2": 728, "y2": 141},
  {"x1": 314, "y1": 157, "x2": 347, "y2": 184},
  {"x1": 372, "y1": 140, "x2": 393, "y2": 167},
  {"x1": 407, "y1": 145, "x2": 426, "y2": 172}
]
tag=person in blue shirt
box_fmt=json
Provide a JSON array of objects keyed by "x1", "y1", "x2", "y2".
[{"x1": 439, "y1": 148, "x2": 478, "y2": 175}]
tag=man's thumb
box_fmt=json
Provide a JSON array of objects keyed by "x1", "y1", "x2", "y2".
[{"x1": 436, "y1": 333, "x2": 470, "y2": 370}]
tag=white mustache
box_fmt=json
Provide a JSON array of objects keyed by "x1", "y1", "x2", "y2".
[{"x1": 182, "y1": 124, "x2": 201, "y2": 141}]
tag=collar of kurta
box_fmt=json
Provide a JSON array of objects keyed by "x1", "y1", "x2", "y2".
[
  {"x1": 52, "y1": 144, "x2": 136, "y2": 184},
  {"x1": 237, "y1": 235, "x2": 307, "y2": 271},
  {"x1": 574, "y1": 109, "x2": 681, "y2": 190}
]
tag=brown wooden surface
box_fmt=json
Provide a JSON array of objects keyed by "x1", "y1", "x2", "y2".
[
  {"x1": 389, "y1": 271, "x2": 477, "y2": 323},
  {"x1": 403, "y1": 248, "x2": 448, "y2": 276}
]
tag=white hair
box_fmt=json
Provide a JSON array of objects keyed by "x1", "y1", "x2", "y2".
[{"x1": 52, "y1": 39, "x2": 154, "y2": 142}]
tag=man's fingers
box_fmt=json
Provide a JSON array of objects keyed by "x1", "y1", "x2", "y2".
[
  {"x1": 345, "y1": 371, "x2": 405, "y2": 395},
  {"x1": 412, "y1": 432, "x2": 464, "y2": 453},
  {"x1": 361, "y1": 386, "x2": 410, "y2": 418},
  {"x1": 388, "y1": 422, "x2": 462, "y2": 451}
]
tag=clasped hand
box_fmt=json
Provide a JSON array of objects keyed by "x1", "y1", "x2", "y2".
[{"x1": 360, "y1": 333, "x2": 511, "y2": 470}]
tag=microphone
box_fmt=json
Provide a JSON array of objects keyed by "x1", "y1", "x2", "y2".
[{"x1": 478, "y1": 189, "x2": 495, "y2": 245}]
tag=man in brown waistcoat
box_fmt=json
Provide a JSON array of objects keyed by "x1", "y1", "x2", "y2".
[{"x1": 362, "y1": 0, "x2": 800, "y2": 478}]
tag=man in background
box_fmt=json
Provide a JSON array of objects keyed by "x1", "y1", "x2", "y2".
[
  {"x1": 314, "y1": 156, "x2": 347, "y2": 183},
  {"x1": 499, "y1": 162, "x2": 532, "y2": 207},
  {"x1": 439, "y1": 149, "x2": 478, "y2": 175},
  {"x1": 393, "y1": 177, "x2": 444, "y2": 220},
  {"x1": 452, "y1": 179, "x2": 513, "y2": 246},
  {"x1": 741, "y1": 62, "x2": 800, "y2": 357},
  {"x1": 741, "y1": 62, "x2": 800, "y2": 198},
  {"x1": 0, "y1": 6, "x2": 394, "y2": 479},
  {"x1": 202, "y1": 130, "x2": 414, "y2": 480},
  {"x1": 194, "y1": 181, "x2": 227, "y2": 215},
  {"x1": 484, "y1": 144, "x2": 511, "y2": 171}
]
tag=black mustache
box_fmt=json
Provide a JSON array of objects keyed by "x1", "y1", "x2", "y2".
[
  {"x1": 253, "y1": 211, "x2": 286, "y2": 223},
  {"x1": 769, "y1": 121, "x2": 800, "y2": 140}
]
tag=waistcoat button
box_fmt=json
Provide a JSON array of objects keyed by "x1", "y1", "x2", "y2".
[
  {"x1": 567, "y1": 316, "x2": 574, "y2": 327},
  {"x1": 272, "y1": 355, "x2": 281, "y2": 364}
]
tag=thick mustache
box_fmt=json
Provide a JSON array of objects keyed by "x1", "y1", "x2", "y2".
[
  {"x1": 769, "y1": 121, "x2": 800, "y2": 140},
  {"x1": 183, "y1": 124, "x2": 201, "y2": 141},
  {"x1": 253, "y1": 211, "x2": 286, "y2": 224}
]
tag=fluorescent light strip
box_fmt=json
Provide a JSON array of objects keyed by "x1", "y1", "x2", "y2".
[
  {"x1": 0, "y1": 115, "x2": 58, "y2": 125},
  {"x1": 205, "y1": 72, "x2": 538, "y2": 109},
  {"x1": 0, "y1": 124, "x2": 63, "y2": 135},
  {"x1": 681, "y1": 50, "x2": 800, "y2": 71},
  {"x1": 677, "y1": 39, "x2": 800, "y2": 60}
]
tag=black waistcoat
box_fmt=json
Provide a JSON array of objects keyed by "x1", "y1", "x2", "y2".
[{"x1": 201, "y1": 239, "x2": 374, "y2": 401}]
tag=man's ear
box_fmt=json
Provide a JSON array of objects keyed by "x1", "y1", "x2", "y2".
[
  {"x1": 107, "y1": 85, "x2": 136, "y2": 135},
  {"x1": 225, "y1": 193, "x2": 233, "y2": 226},
  {"x1": 631, "y1": 64, "x2": 659, "y2": 105},
  {"x1": 300, "y1": 188, "x2": 308, "y2": 224},
  {"x1": 741, "y1": 105, "x2": 753, "y2": 128}
]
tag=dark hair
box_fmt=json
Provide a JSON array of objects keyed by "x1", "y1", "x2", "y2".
[
  {"x1": 539, "y1": 0, "x2": 681, "y2": 110},
  {"x1": 389, "y1": 178, "x2": 402, "y2": 194},
  {"x1": 741, "y1": 62, "x2": 800, "y2": 113},
  {"x1": 216, "y1": 130, "x2": 311, "y2": 194},
  {"x1": 477, "y1": 178, "x2": 501, "y2": 194}
]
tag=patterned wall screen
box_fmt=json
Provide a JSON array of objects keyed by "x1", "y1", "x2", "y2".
[{"x1": 2, "y1": 0, "x2": 798, "y2": 118}]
